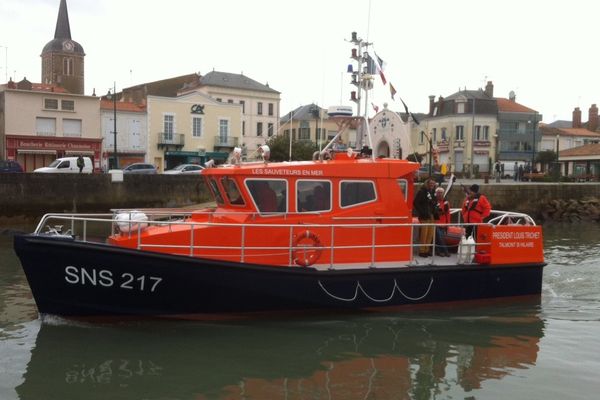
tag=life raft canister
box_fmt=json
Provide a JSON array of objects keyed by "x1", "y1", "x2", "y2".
[{"x1": 292, "y1": 230, "x2": 322, "y2": 267}]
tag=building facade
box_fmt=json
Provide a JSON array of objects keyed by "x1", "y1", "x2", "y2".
[
  {"x1": 496, "y1": 94, "x2": 541, "y2": 169},
  {"x1": 539, "y1": 105, "x2": 600, "y2": 177},
  {"x1": 279, "y1": 104, "x2": 356, "y2": 151},
  {"x1": 415, "y1": 83, "x2": 498, "y2": 176},
  {"x1": 100, "y1": 98, "x2": 147, "y2": 170},
  {"x1": 371, "y1": 105, "x2": 411, "y2": 159},
  {"x1": 146, "y1": 91, "x2": 242, "y2": 171},
  {"x1": 0, "y1": 79, "x2": 101, "y2": 171},
  {"x1": 180, "y1": 71, "x2": 281, "y2": 155}
]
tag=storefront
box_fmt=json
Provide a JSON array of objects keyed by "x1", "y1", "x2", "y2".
[
  {"x1": 205, "y1": 151, "x2": 230, "y2": 165},
  {"x1": 6, "y1": 135, "x2": 102, "y2": 172},
  {"x1": 164, "y1": 151, "x2": 205, "y2": 170}
]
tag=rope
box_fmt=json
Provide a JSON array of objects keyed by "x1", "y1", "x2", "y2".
[
  {"x1": 317, "y1": 277, "x2": 434, "y2": 303},
  {"x1": 395, "y1": 277, "x2": 434, "y2": 301},
  {"x1": 357, "y1": 281, "x2": 396, "y2": 302},
  {"x1": 317, "y1": 280, "x2": 359, "y2": 302}
]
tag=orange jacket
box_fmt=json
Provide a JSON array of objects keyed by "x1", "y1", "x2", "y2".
[
  {"x1": 461, "y1": 193, "x2": 491, "y2": 224},
  {"x1": 436, "y1": 198, "x2": 451, "y2": 225}
]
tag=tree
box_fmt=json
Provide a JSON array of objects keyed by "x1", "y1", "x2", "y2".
[
  {"x1": 406, "y1": 152, "x2": 423, "y2": 163},
  {"x1": 265, "y1": 134, "x2": 318, "y2": 162},
  {"x1": 535, "y1": 150, "x2": 557, "y2": 173}
]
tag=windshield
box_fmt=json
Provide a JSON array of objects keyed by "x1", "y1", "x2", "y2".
[{"x1": 48, "y1": 159, "x2": 61, "y2": 168}]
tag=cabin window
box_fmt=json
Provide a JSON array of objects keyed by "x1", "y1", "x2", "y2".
[
  {"x1": 396, "y1": 179, "x2": 408, "y2": 202},
  {"x1": 246, "y1": 179, "x2": 287, "y2": 213},
  {"x1": 208, "y1": 178, "x2": 224, "y2": 205},
  {"x1": 340, "y1": 180, "x2": 376, "y2": 208},
  {"x1": 221, "y1": 177, "x2": 245, "y2": 206},
  {"x1": 297, "y1": 180, "x2": 331, "y2": 212}
]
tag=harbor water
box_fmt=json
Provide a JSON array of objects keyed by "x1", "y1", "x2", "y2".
[{"x1": 1, "y1": 223, "x2": 599, "y2": 400}]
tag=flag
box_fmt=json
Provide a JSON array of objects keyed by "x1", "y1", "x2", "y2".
[
  {"x1": 399, "y1": 97, "x2": 409, "y2": 115},
  {"x1": 371, "y1": 102, "x2": 379, "y2": 113},
  {"x1": 373, "y1": 52, "x2": 387, "y2": 85},
  {"x1": 365, "y1": 54, "x2": 377, "y2": 75},
  {"x1": 374, "y1": 52, "x2": 387, "y2": 72},
  {"x1": 389, "y1": 82, "x2": 397, "y2": 100},
  {"x1": 410, "y1": 112, "x2": 420, "y2": 125}
]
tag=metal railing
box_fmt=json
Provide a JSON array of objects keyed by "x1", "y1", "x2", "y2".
[
  {"x1": 157, "y1": 133, "x2": 185, "y2": 146},
  {"x1": 213, "y1": 136, "x2": 239, "y2": 147},
  {"x1": 32, "y1": 209, "x2": 535, "y2": 269}
]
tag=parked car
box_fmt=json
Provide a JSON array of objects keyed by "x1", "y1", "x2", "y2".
[
  {"x1": 34, "y1": 157, "x2": 93, "y2": 174},
  {"x1": 122, "y1": 163, "x2": 157, "y2": 174},
  {"x1": 0, "y1": 160, "x2": 23, "y2": 173},
  {"x1": 163, "y1": 164, "x2": 204, "y2": 174}
]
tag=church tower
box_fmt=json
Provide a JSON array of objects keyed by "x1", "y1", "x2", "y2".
[{"x1": 41, "y1": 0, "x2": 85, "y2": 94}]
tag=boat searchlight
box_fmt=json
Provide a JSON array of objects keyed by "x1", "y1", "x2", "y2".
[{"x1": 259, "y1": 145, "x2": 270, "y2": 162}]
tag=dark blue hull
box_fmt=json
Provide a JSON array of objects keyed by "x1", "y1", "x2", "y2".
[{"x1": 14, "y1": 234, "x2": 546, "y2": 318}]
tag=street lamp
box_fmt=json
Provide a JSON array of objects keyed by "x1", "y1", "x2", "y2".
[
  {"x1": 428, "y1": 134, "x2": 433, "y2": 176},
  {"x1": 556, "y1": 133, "x2": 560, "y2": 178},
  {"x1": 106, "y1": 83, "x2": 118, "y2": 169},
  {"x1": 531, "y1": 113, "x2": 537, "y2": 171}
]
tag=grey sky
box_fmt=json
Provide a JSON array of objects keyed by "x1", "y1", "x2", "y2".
[{"x1": 1, "y1": 0, "x2": 598, "y2": 122}]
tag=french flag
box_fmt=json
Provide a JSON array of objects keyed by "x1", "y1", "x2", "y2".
[{"x1": 374, "y1": 52, "x2": 387, "y2": 85}]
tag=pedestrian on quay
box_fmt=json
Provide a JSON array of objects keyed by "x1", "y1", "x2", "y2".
[{"x1": 77, "y1": 155, "x2": 84, "y2": 173}]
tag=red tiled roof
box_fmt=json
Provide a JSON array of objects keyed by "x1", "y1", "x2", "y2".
[
  {"x1": 100, "y1": 99, "x2": 146, "y2": 112},
  {"x1": 31, "y1": 83, "x2": 69, "y2": 93},
  {"x1": 496, "y1": 98, "x2": 535, "y2": 113},
  {"x1": 540, "y1": 125, "x2": 600, "y2": 138},
  {"x1": 559, "y1": 143, "x2": 600, "y2": 157}
]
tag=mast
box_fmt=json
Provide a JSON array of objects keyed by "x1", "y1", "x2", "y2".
[{"x1": 348, "y1": 31, "x2": 374, "y2": 150}]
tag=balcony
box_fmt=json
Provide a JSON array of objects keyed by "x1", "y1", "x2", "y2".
[
  {"x1": 214, "y1": 136, "x2": 238, "y2": 148},
  {"x1": 157, "y1": 133, "x2": 185, "y2": 149}
]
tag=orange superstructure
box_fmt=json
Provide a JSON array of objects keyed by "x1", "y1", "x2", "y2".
[{"x1": 108, "y1": 154, "x2": 420, "y2": 267}]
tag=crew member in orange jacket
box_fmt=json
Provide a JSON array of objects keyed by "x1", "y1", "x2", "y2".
[
  {"x1": 434, "y1": 187, "x2": 451, "y2": 256},
  {"x1": 461, "y1": 184, "x2": 491, "y2": 238}
]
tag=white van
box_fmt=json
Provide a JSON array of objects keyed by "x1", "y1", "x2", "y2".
[{"x1": 34, "y1": 156, "x2": 93, "y2": 174}]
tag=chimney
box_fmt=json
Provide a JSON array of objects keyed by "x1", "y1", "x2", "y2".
[
  {"x1": 573, "y1": 107, "x2": 582, "y2": 128},
  {"x1": 589, "y1": 104, "x2": 599, "y2": 131},
  {"x1": 484, "y1": 81, "x2": 494, "y2": 97},
  {"x1": 429, "y1": 95, "x2": 435, "y2": 116}
]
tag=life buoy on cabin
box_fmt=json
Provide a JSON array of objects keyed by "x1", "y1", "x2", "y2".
[{"x1": 292, "y1": 230, "x2": 322, "y2": 267}]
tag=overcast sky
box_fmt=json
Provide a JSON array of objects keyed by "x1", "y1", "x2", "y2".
[{"x1": 1, "y1": 0, "x2": 598, "y2": 123}]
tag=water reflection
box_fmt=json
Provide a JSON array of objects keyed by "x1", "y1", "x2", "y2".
[{"x1": 15, "y1": 303, "x2": 544, "y2": 400}]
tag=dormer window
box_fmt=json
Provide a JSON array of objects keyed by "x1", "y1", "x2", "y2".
[{"x1": 456, "y1": 95, "x2": 467, "y2": 114}]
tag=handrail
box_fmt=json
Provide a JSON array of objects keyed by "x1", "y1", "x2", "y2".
[{"x1": 32, "y1": 208, "x2": 536, "y2": 268}]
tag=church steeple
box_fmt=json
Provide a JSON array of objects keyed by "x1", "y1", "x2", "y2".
[
  {"x1": 54, "y1": 0, "x2": 72, "y2": 40},
  {"x1": 41, "y1": 0, "x2": 85, "y2": 94}
]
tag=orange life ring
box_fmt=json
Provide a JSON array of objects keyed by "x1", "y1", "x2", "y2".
[{"x1": 292, "y1": 230, "x2": 322, "y2": 267}]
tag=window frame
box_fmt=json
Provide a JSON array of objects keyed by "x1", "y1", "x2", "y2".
[
  {"x1": 245, "y1": 178, "x2": 288, "y2": 214},
  {"x1": 296, "y1": 179, "x2": 332, "y2": 213},
  {"x1": 44, "y1": 99, "x2": 58, "y2": 110},
  {"x1": 339, "y1": 180, "x2": 377, "y2": 209},
  {"x1": 221, "y1": 177, "x2": 245, "y2": 207},
  {"x1": 192, "y1": 116, "x2": 203, "y2": 138}
]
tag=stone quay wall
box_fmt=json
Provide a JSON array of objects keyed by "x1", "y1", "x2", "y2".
[
  {"x1": 445, "y1": 182, "x2": 600, "y2": 223},
  {"x1": 0, "y1": 174, "x2": 211, "y2": 221},
  {"x1": 1, "y1": 174, "x2": 599, "y2": 223}
]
